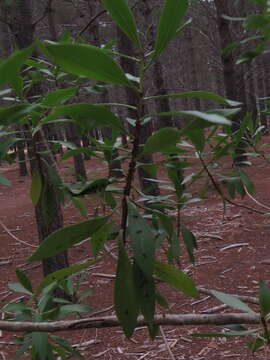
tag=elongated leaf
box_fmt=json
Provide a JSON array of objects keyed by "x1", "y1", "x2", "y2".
[
  {"x1": 145, "y1": 90, "x2": 241, "y2": 107},
  {"x1": 114, "y1": 242, "x2": 139, "y2": 338},
  {"x1": 71, "y1": 197, "x2": 88, "y2": 217},
  {"x1": 146, "y1": 110, "x2": 231, "y2": 127},
  {"x1": 28, "y1": 216, "x2": 110, "y2": 261},
  {"x1": 153, "y1": 0, "x2": 188, "y2": 60},
  {"x1": 155, "y1": 261, "x2": 199, "y2": 298},
  {"x1": 41, "y1": 88, "x2": 76, "y2": 106},
  {"x1": 36, "y1": 259, "x2": 99, "y2": 296},
  {"x1": 44, "y1": 103, "x2": 125, "y2": 132},
  {"x1": 102, "y1": 0, "x2": 141, "y2": 48},
  {"x1": 32, "y1": 332, "x2": 49, "y2": 360},
  {"x1": 211, "y1": 290, "x2": 257, "y2": 315},
  {"x1": 65, "y1": 178, "x2": 111, "y2": 196},
  {"x1": 8, "y1": 282, "x2": 33, "y2": 296},
  {"x1": 181, "y1": 224, "x2": 197, "y2": 263},
  {"x1": 31, "y1": 169, "x2": 42, "y2": 206},
  {"x1": 143, "y1": 127, "x2": 180, "y2": 154},
  {"x1": 0, "y1": 104, "x2": 41, "y2": 126},
  {"x1": 45, "y1": 42, "x2": 130, "y2": 86},
  {"x1": 16, "y1": 269, "x2": 33, "y2": 294},
  {"x1": 0, "y1": 137, "x2": 20, "y2": 157},
  {"x1": 0, "y1": 174, "x2": 10, "y2": 186},
  {"x1": 58, "y1": 304, "x2": 91, "y2": 317},
  {"x1": 91, "y1": 223, "x2": 113, "y2": 257},
  {"x1": 0, "y1": 45, "x2": 34, "y2": 88},
  {"x1": 127, "y1": 200, "x2": 155, "y2": 279},
  {"x1": 193, "y1": 329, "x2": 258, "y2": 337},
  {"x1": 259, "y1": 281, "x2": 270, "y2": 317},
  {"x1": 61, "y1": 147, "x2": 93, "y2": 161},
  {"x1": 133, "y1": 262, "x2": 155, "y2": 324}
]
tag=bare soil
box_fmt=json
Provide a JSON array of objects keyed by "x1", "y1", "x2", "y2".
[{"x1": 1, "y1": 141, "x2": 270, "y2": 359}]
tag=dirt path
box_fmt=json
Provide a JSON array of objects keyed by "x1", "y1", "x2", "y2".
[{"x1": 1, "y1": 153, "x2": 270, "y2": 359}]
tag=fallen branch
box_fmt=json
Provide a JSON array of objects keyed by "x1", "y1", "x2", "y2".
[{"x1": 0, "y1": 313, "x2": 260, "y2": 333}]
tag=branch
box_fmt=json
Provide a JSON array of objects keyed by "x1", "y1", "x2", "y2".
[
  {"x1": 0, "y1": 313, "x2": 260, "y2": 333},
  {"x1": 33, "y1": 0, "x2": 52, "y2": 27},
  {"x1": 77, "y1": 10, "x2": 107, "y2": 38}
]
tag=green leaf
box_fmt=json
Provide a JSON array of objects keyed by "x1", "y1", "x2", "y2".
[
  {"x1": 0, "y1": 45, "x2": 34, "y2": 88},
  {"x1": 153, "y1": 0, "x2": 188, "y2": 60},
  {"x1": 181, "y1": 224, "x2": 197, "y2": 263},
  {"x1": 155, "y1": 291, "x2": 169, "y2": 308},
  {"x1": 211, "y1": 290, "x2": 257, "y2": 315},
  {"x1": 188, "y1": 128, "x2": 205, "y2": 152},
  {"x1": 248, "y1": 336, "x2": 266, "y2": 353},
  {"x1": 0, "y1": 104, "x2": 41, "y2": 127},
  {"x1": 35, "y1": 259, "x2": 99, "y2": 296},
  {"x1": 143, "y1": 127, "x2": 180, "y2": 154},
  {"x1": 133, "y1": 262, "x2": 155, "y2": 324},
  {"x1": 154, "y1": 261, "x2": 199, "y2": 298},
  {"x1": 8, "y1": 282, "x2": 33, "y2": 296},
  {"x1": 238, "y1": 168, "x2": 255, "y2": 195},
  {"x1": 71, "y1": 197, "x2": 88, "y2": 217},
  {"x1": 44, "y1": 103, "x2": 125, "y2": 132},
  {"x1": 16, "y1": 269, "x2": 33, "y2": 294},
  {"x1": 259, "y1": 281, "x2": 270, "y2": 317},
  {"x1": 145, "y1": 110, "x2": 232, "y2": 129},
  {"x1": 28, "y1": 216, "x2": 110, "y2": 261},
  {"x1": 31, "y1": 332, "x2": 49, "y2": 360},
  {"x1": 193, "y1": 329, "x2": 258, "y2": 337},
  {"x1": 65, "y1": 178, "x2": 111, "y2": 196},
  {"x1": 30, "y1": 169, "x2": 42, "y2": 206},
  {"x1": 102, "y1": 0, "x2": 141, "y2": 48},
  {"x1": 41, "y1": 88, "x2": 76, "y2": 106},
  {"x1": 145, "y1": 90, "x2": 241, "y2": 107},
  {"x1": 127, "y1": 200, "x2": 155, "y2": 279},
  {"x1": 0, "y1": 174, "x2": 10, "y2": 186},
  {"x1": 45, "y1": 42, "x2": 130, "y2": 86},
  {"x1": 58, "y1": 304, "x2": 91, "y2": 317},
  {"x1": 91, "y1": 223, "x2": 113, "y2": 257},
  {"x1": 114, "y1": 242, "x2": 139, "y2": 338},
  {"x1": 61, "y1": 147, "x2": 93, "y2": 161}
]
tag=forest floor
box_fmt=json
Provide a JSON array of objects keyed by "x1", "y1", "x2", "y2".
[{"x1": 1, "y1": 139, "x2": 270, "y2": 359}]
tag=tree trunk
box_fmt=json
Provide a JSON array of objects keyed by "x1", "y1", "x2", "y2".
[
  {"x1": 214, "y1": 0, "x2": 248, "y2": 165},
  {"x1": 9, "y1": 0, "x2": 69, "y2": 284}
]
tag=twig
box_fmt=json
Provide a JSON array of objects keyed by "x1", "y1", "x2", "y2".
[
  {"x1": 0, "y1": 219, "x2": 37, "y2": 248},
  {"x1": 89, "y1": 305, "x2": 114, "y2": 317},
  {"x1": 104, "y1": 244, "x2": 118, "y2": 261},
  {"x1": 244, "y1": 185, "x2": 270, "y2": 211},
  {"x1": 220, "y1": 243, "x2": 249, "y2": 251},
  {"x1": 0, "y1": 313, "x2": 260, "y2": 333},
  {"x1": 77, "y1": 10, "x2": 107, "y2": 38},
  {"x1": 160, "y1": 326, "x2": 176, "y2": 360},
  {"x1": 197, "y1": 287, "x2": 259, "y2": 304},
  {"x1": 201, "y1": 304, "x2": 228, "y2": 314},
  {"x1": 198, "y1": 153, "x2": 266, "y2": 215}
]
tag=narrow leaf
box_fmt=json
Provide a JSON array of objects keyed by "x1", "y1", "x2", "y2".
[
  {"x1": 143, "y1": 127, "x2": 180, "y2": 154},
  {"x1": 16, "y1": 269, "x2": 33, "y2": 294},
  {"x1": 35, "y1": 259, "x2": 99, "y2": 296},
  {"x1": 155, "y1": 261, "x2": 199, "y2": 298},
  {"x1": 153, "y1": 0, "x2": 188, "y2": 60},
  {"x1": 114, "y1": 243, "x2": 139, "y2": 338},
  {"x1": 127, "y1": 200, "x2": 155, "y2": 278},
  {"x1": 259, "y1": 281, "x2": 270, "y2": 317},
  {"x1": 45, "y1": 42, "x2": 130, "y2": 86},
  {"x1": 102, "y1": 0, "x2": 141, "y2": 48},
  {"x1": 145, "y1": 90, "x2": 241, "y2": 107},
  {"x1": 211, "y1": 290, "x2": 257, "y2": 315},
  {"x1": 31, "y1": 169, "x2": 42, "y2": 206},
  {"x1": 44, "y1": 103, "x2": 125, "y2": 132},
  {"x1": 28, "y1": 216, "x2": 110, "y2": 261}
]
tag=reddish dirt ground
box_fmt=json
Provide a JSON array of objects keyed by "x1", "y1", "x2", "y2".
[{"x1": 1, "y1": 142, "x2": 270, "y2": 359}]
